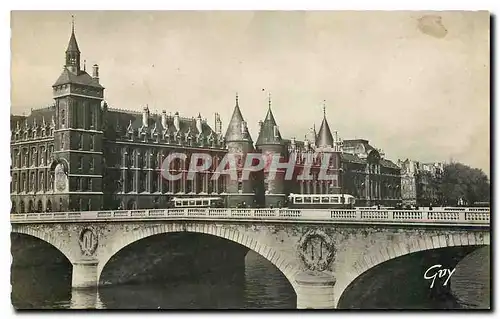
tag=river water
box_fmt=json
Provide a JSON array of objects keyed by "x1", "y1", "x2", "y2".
[
  {"x1": 11, "y1": 239, "x2": 490, "y2": 310},
  {"x1": 12, "y1": 251, "x2": 296, "y2": 309}
]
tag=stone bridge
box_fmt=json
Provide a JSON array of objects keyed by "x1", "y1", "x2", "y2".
[{"x1": 11, "y1": 207, "x2": 490, "y2": 309}]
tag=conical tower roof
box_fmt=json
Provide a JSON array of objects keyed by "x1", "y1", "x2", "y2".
[
  {"x1": 256, "y1": 97, "x2": 282, "y2": 146},
  {"x1": 224, "y1": 94, "x2": 253, "y2": 143},
  {"x1": 315, "y1": 104, "x2": 334, "y2": 148},
  {"x1": 66, "y1": 20, "x2": 80, "y2": 53}
]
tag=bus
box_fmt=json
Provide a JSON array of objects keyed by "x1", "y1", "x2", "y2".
[
  {"x1": 287, "y1": 193, "x2": 356, "y2": 209},
  {"x1": 171, "y1": 197, "x2": 224, "y2": 208}
]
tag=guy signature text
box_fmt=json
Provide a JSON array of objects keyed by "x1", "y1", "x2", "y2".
[{"x1": 424, "y1": 264, "x2": 456, "y2": 288}]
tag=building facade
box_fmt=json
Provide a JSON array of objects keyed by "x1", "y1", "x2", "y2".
[
  {"x1": 397, "y1": 159, "x2": 444, "y2": 207},
  {"x1": 10, "y1": 25, "x2": 402, "y2": 212}
]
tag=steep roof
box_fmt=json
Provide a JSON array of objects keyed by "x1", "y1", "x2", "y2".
[
  {"x1": 224, "y1": 96, "x2": 253, "y2": 143},
  {"x1": 11, "y1": 107, "x2": 55, "y2": 131},
  {"x1": 256, "y1": 106, "x2": 282, "y2": 146},
  {"x1": 53, "y1": 68, "x2": 104, "y2": 89},
  {"x1": 341, "y1": 152, "x2": 366, "y2": 165},
  {"x1": 315, "y1": 116, "x2": 334, "y2": 147},
  {"x1": 380, "y1": 158, "x2": 401, "y2": 170},
  {"x1": 106, "y1": 109, "x2": 216, "y2": 140},
  {"x1": 66, "y1": 30, "x2": 80, "y2": 53}
]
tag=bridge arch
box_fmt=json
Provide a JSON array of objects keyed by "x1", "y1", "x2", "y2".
[
  {"x1": 97, "y1": 223, "x2": 300, "y2": 294},
  {"x1": 11, "y1": 225, "x2": 77, "y2": 263},
  {"x1": 335, "y1": 231, "x2": 490, "y2": 306}
]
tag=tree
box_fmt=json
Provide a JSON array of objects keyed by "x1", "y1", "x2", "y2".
[{"x1": 439, "y1": 163, "x2": 490, "y2": 206}]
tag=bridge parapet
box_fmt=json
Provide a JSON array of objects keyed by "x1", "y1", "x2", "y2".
[{"x1": 10, "y1": 208, "x2": 490, "y2": 226}]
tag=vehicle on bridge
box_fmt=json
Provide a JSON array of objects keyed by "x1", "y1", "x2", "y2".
[
  {"x1": 171, "y1": 197, "x2": 224, "y2": 208},
  {"x1": 287, "y1": 193, "x2": 356, "y2": 209}
]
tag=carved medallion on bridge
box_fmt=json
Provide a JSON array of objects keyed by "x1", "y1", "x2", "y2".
[
  {"x1": 78, "y1": 227, "x2": 98, "y2": 256},
  {"x1": 298, "y1": 230, "x2": 335, "y2": 271}
]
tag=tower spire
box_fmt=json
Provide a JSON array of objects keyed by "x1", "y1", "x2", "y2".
[
  {"x1": 235, "y1": 92, "x2": 239, "y2": 106},
  {"x1": 65, "y1": 15, "x2": 80, "y2": 73},
  {"x1": 268, "y1": 92, "x2": 272, "y2": 109},
  {"x1": 323, "y1": 100, "x2": 326, "y2": 117}
]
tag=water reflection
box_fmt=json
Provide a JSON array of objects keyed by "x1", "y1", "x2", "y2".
[
  {"x1": 12, "y1": 250, "x2": 296, "y2": 309},
  {"x1": 70, "y1": 288, "x2": 103, "y2": 309}
]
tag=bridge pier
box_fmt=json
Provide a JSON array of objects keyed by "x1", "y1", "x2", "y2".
[
  {"x1": 72, "y1": 260, "x2": 99, "y2": 289},
  {"x1": 295, "y1": 271, "x2": 336, "y2": 309}
]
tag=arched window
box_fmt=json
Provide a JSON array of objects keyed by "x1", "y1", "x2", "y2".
[
  {"x1": 37, "y1": 200, "x2": 43, "y2": 213},
  {"x1": 20, "y1": 201, "x2": 25, "y2": 213},
  {"x1": 11, "y1": 201, "x2": 16, "y2": 214},
  {"x1": 46, "y1": 200, "x2": 52, "y2": 212}
]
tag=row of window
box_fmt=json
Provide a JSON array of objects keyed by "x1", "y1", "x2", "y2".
[
  {"x1": 11, "y1": 199, "x2": 53, "y2": 213},
  {"x1": 77, "y1": 157, "x2": 95, "y2": 171},
  {"x1": 60, "y1": 133, "x2": 95, "y2": 151},
  {"x1": 11, "y1": 145, "x2": 54, "y2": 168},
  {"x1": 11, "y1": 171, "x2": 54, "y2": 193},
  {"x1": 12, "y1": 127, "x2": 54, "y2": 141},
  {"x1": 118, "y1": 172, "x2": 226, "y2": 194},
  {"x1": 289, "y1": 152, "x2": 341, "y2": 167},
  {"x1": 118, "y1": 148, "x2": 225, "y2": 170},
  {"x1": 75, "y1": 177, "x2": 93, "y2": 191},
  {"x1": 121, "y1": 129, "x2": 222, "y2": 148},
  {"x1": 60, "y1": 102, "x2": 98, "y2": 131}
]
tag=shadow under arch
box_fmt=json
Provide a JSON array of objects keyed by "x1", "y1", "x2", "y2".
[
  {"x1": 11, "y1": 232, "x2": 73, "y2": 309},
  {"x1": 337, "y1": 244, "x2": 487, "y2": 309},
  {"x1": 334, "y1": 231, "x2": 490, "y2": 307},
  {"x1": 11, "y1": 226, "x2": 75, "y2": 263},
  {"x1": 97, "y1": 224, "x2": 300, "y2": 295}
]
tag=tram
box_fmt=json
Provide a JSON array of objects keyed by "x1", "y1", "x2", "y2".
[
  {"x1": 171, "y1": 197, "x2": 224, "y2": 208},
  {"x1": 287, "y1": 193, "x2": 356, "y2": 209}
]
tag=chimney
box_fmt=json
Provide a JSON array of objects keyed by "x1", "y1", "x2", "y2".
[
  {"x1": 217, "y1": 114, "x2": 222, "y2": 136},
  {"x1": 161, "y1": 110, "x2": 168, "y2": 129},
  {"x1": 174, "y1": 112, "x2": 180, "y2": 131},
  {"x1": 142, "y1": 106, "x2": 149, "y2": 127},
  {"x1": 196, "y1": 113, "x2": 203, "y2": 134},
  {"x1": 92, "y1": 64, "x2": 99, "y2": 83}
]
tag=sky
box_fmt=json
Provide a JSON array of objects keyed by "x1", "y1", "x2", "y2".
[{"x1": 10, "y1": 11, "x2": 490, "y2": 175}]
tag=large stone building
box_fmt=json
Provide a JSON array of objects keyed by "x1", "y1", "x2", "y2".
[
  {"x1": 398, "y1": 159, "x2": 444, "y2": 206},
  {"x1": 10, "y1": 24, "x2": 402, "y2": 213}
]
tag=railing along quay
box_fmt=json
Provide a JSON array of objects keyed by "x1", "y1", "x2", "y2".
[{"x1": 10, "y1": 208, "x2": 490, "y2": 226}]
